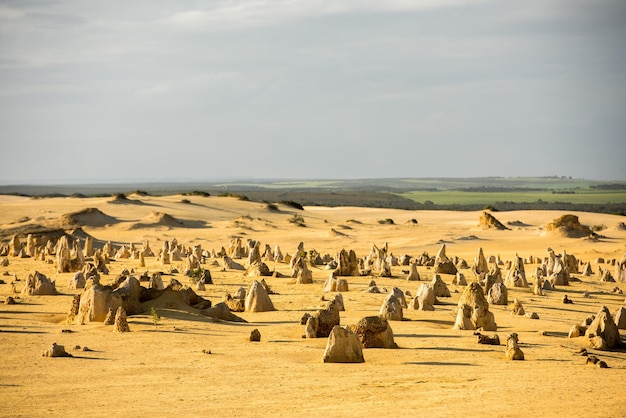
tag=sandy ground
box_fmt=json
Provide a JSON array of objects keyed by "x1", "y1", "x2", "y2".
[{"x1": 0, "y1": 194, "x2": 625, "y2": 417}]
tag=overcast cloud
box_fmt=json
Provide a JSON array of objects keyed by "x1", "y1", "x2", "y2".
[{"x1": 1, "y1": 0, "x2": 625, "y2": 183}]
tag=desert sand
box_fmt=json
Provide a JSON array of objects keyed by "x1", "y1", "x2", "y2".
[{"x1": 0, "y1": 193, "x2": 625, "y2": 417}]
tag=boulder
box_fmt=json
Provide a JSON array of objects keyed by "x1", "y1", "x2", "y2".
[
  {"x1": 305, "y1": 316, "x2": 318, "y2": 339},
  {"x1": 246, "y1": 261, "x2": 272, "y2": 277},
  {"x1": 431, "y1": 274, "x2": 451, "y2": 298},
  {"x1": 487, "y1": 282, "x2": 508, "y2": 305},
  {"x1": 245, "y1": 280, "x2": 276, "y2": 312},
  {"x1": 390, "y1": 287, "x2": 407, "y2": 308},
  {"x1": 585, "y1": 306, "x2": 620, "y2": 350},
  {"x1": 42, "y1": 343, "x2": 72, "y2": 358},
  {"x1": 295, "y1": 262, "x2": 313, "y2": 284},
  {"x1": 336, "y1": 278, "x2": 349, "y2": 292},
  {"x1": 249, "y1": 329, "x2": 261, "y2": 342},
  {"x1": 456, "y1": 282, "x2": 497, "y2": 331},
  {"x1": 324, "y1": 273, "x2": 337, "y2": 292},
  {"x1": 409, "y1": 283, "x2": 435, "y2": 311},
  {"x1": 511, "y1": 298, "x2": 525, "y2": 316},
  {"x1": 406, "y1": 263, "x2": 420, "y2": 281},
  {"x1": 334, "y1": 249, "x2": 360, "y2": 276},
  {"x1": 568, "y1": 324, "x2": 587, "y2": 338},
  {"x1": 504, "y1": 333, "x2": 524, "y2": 360},
  {"x1": 349, "y1": 316, "x2": 397, "y2": 349},
  {"x1": 103, "y1": 307, "x2": 116, "y2": 325},
  {"x1": 379, "y1": 294, "x2": 403, "y2": 321},
  {"x1": 314, "y1": 300, "x2": 341, "y2": 338},
  {"x1": 113, "y1": 307, "x2": 130, "y2": 333},
  {"x1": 453, "y1": 304, "x2": 474, "y2": 330},
  {"x1": 433, "y1": 244, "x2": 457, "y2": 275},
  {"x1": 504, "y1": 254, "x2": 527, "y2": 288},
  {"x1": 75, "y1": 284, "x2": 123, "y2": 324},
  {"x1": 21, "y1": 271, "x2": 58, "y2": 296},
  {"x1": 451, "y1": 272, "x2": 467, "y2": 286},
  {"x1": 614, "y1": 306, "x2": 626, "y2": 330},
  {"x1": 322, "y1": 326, "x2": 365, "y2": 363},
  {"x1": 483, "y1": 265, "x2": 503, "y2": 294},
  {"x1": 473, "y1": 247, "x2": 489, "y2": 278},
  {"x1": 334, "y1": 293, "x2": 345, "y2": 311}
]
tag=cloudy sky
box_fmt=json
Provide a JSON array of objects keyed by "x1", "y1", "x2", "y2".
[{"x1": 1, "y1": 0, "x2": 625, "y2": 184}]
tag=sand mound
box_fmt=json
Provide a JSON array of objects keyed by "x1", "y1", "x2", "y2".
[
  {"x1": 60, "y1": 208, "x2": 118, "y2": 228},
  {"x1": 507, "y1": 220, "x2": 530, "y2": 227},
  {"x1": 108, "y1": 193, "x2": 143, "y2": 204},
  {"x1": 129, "y1": 212, "x2": 183, "y2": 229},
  {"x1": 545, "y1": 214, "x2": 595, "y2": 238},
  {"x1": 329, "y1": 228, "x2": 348, "y2": 237},
  {"x1": 478, "y1": 211, "x2": 508, "y2": 230}
]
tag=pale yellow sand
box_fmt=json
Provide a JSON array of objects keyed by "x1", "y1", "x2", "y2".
[{"x1": 0, "y1": 194, "x2": 625, "y2": 417}]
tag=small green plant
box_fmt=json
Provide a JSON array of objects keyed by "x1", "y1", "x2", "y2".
[
  {"x1": 591, "y1": 224, "x2": 607, "y2": 232},
  {"x1": 150, "y1": 307, "x2": 161, "y2": 328}
]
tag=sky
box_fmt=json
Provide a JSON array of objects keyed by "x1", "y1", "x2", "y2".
[{"x1": 1, "y1": 0, "x2": 625, "y2": 184}]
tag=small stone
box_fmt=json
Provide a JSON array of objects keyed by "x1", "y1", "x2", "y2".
[
  {"x1": 42, "y1": 343, "x2": 73, "y2": 358},
  {"x1": 250, "y1": 328, "x2": 261, "y2": 342}
]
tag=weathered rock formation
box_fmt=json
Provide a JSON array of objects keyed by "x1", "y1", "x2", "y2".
[
  {"x1": 349, "y1": 316, "x2": 397, "y2": 349},
  {"x1": 433, "y1": 244, "x2": 457, "y2": 275},
  {"x1": 504, "y1": 333, "x2": 524, "y2": 360},
  {"x1": 473, "y1": 247, "x2": 489, "y2": 279},
  {"x1": 454, "y1": 282, "x2": 497, "y2": 331},
  {"x1": 305, "y1": 300, "x2": 341, "y2": 338},
  {"x1": 504, "y1": 254, "x2": 527, "y2": 288},
  {"x1": 431, "y1": 274, "x2": 451, "y2": 298},
  {"x1": 408, "y1": 283, "x2": 435, "y2": 311},
  {"x1": 21, "y1": 271, "x2": 58, "y2": 296},
  {"x1": 245, "y1": 280, "x2": 276, "y2": 313},
  {"x1": 488, "y1": 282, "x2": 508, "y2": 305},
  {"x1": 406, "y1": 263, "x2": 420, "y2": 281},
  {"x1": 616, "y1": 255, "x2": 626, "y2": 283},
  {"x1": 68, "y1": 271, "x2": 86, "y2": 290},
  {"x1": 42, "y1": 343, "x2": 72, "y2": 358},
  {"x1": 322, "y1": 326, "x2": 365, "y2": 363},
  {"x1": 113, "y1": 307, "x2": 130, "y2": 333},
  {"x1": 511, "y1": 298, "x2": 525, "y2": 316},
  {"x1": 379, "y1": 294, "x2": 403, "y2": 321},
  {"x1": 585, "y1": 306, "x2": 620, "y2": 350},
  {"x1": 334, "y1": 249, "x2": 360, "y2": 276},
  {"x1": 479, "y1": 211, "x2": 508, "y2": 230},
  {"x1": 545, "y1": 214, "x2": 595, "y2": 238}
]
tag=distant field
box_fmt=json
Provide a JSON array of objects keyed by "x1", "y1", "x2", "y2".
[
  {"x1": 398, "y1": 189, "x2": 626, "y2": 206},
  {"x1": 1, "y1": 177, "x2": 625, "y2": 214}
]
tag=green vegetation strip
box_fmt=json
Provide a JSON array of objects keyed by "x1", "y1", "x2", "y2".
[{"x1": 398, "y1": 190, "x2": 626, "y2": 206}]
